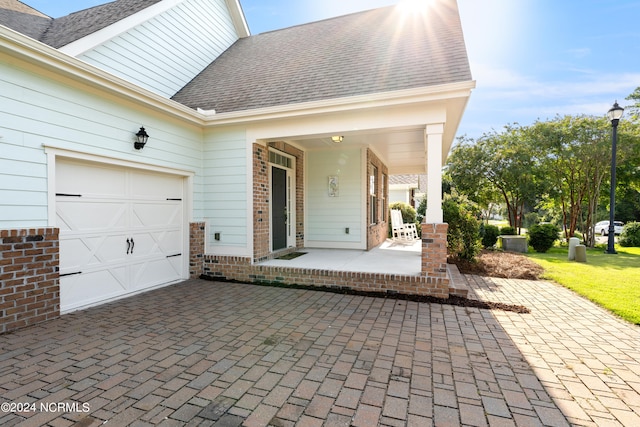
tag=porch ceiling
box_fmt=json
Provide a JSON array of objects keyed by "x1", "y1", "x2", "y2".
[
  {"x1": 284, "y1": 126, "x2": 427, "y2": 175},
  {"x1": 261, "y1": 89, "x2": 473, "y2": 175}
]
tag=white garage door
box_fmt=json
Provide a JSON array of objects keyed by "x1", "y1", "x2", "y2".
[{"x1": 56, "y1": 159, "x2": 185, "y2": 312}]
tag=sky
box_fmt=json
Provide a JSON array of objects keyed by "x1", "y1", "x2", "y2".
[{"x1": 23, "y1": 0, "x2": 640, "y2": 140}]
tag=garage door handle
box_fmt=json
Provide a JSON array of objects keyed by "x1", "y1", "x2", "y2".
[
  {"x1": 126, "y1": 238, "x2": 135, "y2": 254},
  {"x1": 60, "y1": 271, "x2": 82, "y2": 277}
]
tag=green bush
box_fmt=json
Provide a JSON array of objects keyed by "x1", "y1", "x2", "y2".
[
  {"x1": 443, "y1": 192, "x2": 481, "y2": 261},
  {"x1": 480, "y1": 224, "x2": 500, "y2": 248},
  {"x1": 620, "y1": 222, "x2": 640, "y2": 247},
  {"x1": 500, "y1": 226, "x2": 516, "y2": 235},
  {"x1": 528, "y1": 223, "x2": 559, "y2": 253},
  {"x1": 389, "y1": 201, "x2": 416, "y2": 223},
  {"x1": 416, "y1": 196, "x2": 426, "y2": 224}
]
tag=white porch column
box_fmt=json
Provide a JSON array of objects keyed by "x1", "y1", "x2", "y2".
[{"x1": 425, "y1": 123, "x2": 444, "y2": 223}]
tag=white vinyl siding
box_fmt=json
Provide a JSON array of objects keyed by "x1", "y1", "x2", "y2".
[
  {"x1": 306, "y1": 148, "x2": 364, "y2": 249},
  {"x1": 202, "y1": 128, "x2": 248, "y2": 249},
  {"x1": 0, "y1": 59, "x2": 202, "y2": 228},
  {"x1": 77, "y1": 0, "x2": 239, "y2": 98}
]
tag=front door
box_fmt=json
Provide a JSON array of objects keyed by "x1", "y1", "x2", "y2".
[{"x1": 272, "y1": 166, "x2": 287, "y2": 251}]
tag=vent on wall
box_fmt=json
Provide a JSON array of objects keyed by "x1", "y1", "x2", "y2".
[{"x1": 269, "y1": 151, "x2": 291, "y2": 168}]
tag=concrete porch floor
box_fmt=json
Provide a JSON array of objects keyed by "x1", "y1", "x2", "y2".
[{"x1": 260, "y1": 239, "x2": 422, "y2": 276}]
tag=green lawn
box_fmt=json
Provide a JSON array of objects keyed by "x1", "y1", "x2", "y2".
[{"x1": 527, "y1": 246, "x2": 640, "y2": 325}]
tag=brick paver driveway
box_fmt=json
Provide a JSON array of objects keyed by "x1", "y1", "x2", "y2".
[{"x1": 1, "y1": 277, "x2": 639, "y2": 426}]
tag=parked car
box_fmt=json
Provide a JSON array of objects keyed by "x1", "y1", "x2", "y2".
[{"x1": 594, "y1": 220, "x2": 624, "y2": 236}]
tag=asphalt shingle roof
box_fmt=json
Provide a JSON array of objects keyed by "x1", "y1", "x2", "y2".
[
  {"x1": 172, "y1": 1, "x2": 471, "y2": 113},
  {"x1": 390, "y1": 174, "x2": 420, "y2": 186},
  {"x1": 0, "y1": 0, "x2": 161, "y2": 48},
  {"x1": 0, "y1": 0, "x2": 51, "y2": 40},
  {"x1": 40, "y1": 0, "x2": 162, "y2": 48},
  {"x1": 2, "y1": 0, "x2": 471, "y2": 114}
]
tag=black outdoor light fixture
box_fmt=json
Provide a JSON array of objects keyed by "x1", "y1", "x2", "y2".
[
  {"x1": 605, "y1": 101, "x2": 624, "y2": 254},
  {"x1": 134, "y1": 126, "x2": 149, "y2": 150}
]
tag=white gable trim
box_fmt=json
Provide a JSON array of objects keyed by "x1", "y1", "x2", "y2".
[
  {"x1": 60, "y1": 0, "x2": 186, "y2": 56},
  {"x1": 59, "y1": 0, "x2": 249, "y2": 57},
  {"x1": 225, "y1": 0, "x2": 250, "y2": 37},
  {"x1": 1, "y1": 25, "x2": 202, "y2": 124}
]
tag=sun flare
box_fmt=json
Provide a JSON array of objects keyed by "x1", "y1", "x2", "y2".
[{"x1": 398, "y1": 0, "x2": 433, "y2": 14}]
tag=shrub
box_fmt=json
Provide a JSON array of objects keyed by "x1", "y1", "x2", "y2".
[
  {"x1": 416, "y1": 196, "x2": 426, "y2": 224},
  {"x1": 528, "y1": 223, "x2": 560, "y2": 253},
  {"x1": 500, "y1": 226, "x2": 516, "y2": 235},
  {"x1": 480, "y1": 224, "x2": 500, "y2": 248},
  {"x1": 619, "y1": 222, "x2": 640, "y2": 247},
  {"x1": 389, "y1": 201, "x2": 416, "y2": 223},
  {"x1": 443, "y1": 192, "x2": 481, "y2": 261}
]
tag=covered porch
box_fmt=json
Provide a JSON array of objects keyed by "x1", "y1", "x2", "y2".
[{"x1": 199, "y1": 85, "x2": 474, "y2": 299}]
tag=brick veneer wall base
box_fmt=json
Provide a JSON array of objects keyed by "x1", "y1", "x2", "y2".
[
  {"x1": 1, "y1": 228, "x2": 60, "y2": 334},
  {"x1": 189, "y1": 222, "x2": 205, "y2": 279},
  {"x1": 202, "y1": 255, "x2": 450, "y2": 299}
]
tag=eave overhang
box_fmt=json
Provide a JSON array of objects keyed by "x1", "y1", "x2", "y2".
[{"x1": 1, "y1": 24, "x2": 475, "y2": 155}]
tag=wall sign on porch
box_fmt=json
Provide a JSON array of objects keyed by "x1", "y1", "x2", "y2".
[{"x1": 328, "y1": 175, "x2": 339, "y2": 197}]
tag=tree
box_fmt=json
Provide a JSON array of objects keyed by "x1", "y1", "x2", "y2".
[
  {"x1": 447, "y1": 126, "x2": 539, "y2": 233},
  {"x1": 612, "y1": 119, "x2": 640, "y2": 223},
  {"x1": 625, "y1": 86, "x2": 640, "y2": 120},
  {"x1": 526, "y1": 116, "x2": 611, "y2": 246}
]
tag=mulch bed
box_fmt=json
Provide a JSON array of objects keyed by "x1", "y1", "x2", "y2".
[{"x1": 450, "y1": 250, "x2": 544, "y2": 281}]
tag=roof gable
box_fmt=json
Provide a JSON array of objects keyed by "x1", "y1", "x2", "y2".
[
  {"x1": 1, "y1": 0, "x2": 248, "y2": 51},
  {"x1": 172, "y1": 0, "x2": 472, "y2": 113},
  {"x1": 40, "y1": 0, "x2": 162, "y2": 48}
]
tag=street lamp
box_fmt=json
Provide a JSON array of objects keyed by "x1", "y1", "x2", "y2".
[{"x1": 605, "y1": 101, "x2": 624, "y2": 254}]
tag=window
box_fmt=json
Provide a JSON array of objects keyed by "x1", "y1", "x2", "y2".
[
  {"x1": 369, "y1": 164, "x2": 378, "y2": 224},
  {"x1": 269, "y1": 150, "x2": 292, "y2": 168}
]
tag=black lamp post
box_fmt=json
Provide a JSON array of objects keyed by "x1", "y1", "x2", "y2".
[{"x1": 605, "y1": 101, "x2": 624, "y2": 254}]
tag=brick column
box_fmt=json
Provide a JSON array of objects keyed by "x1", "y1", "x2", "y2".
[
  {"x1": 189, "y1": 222, "x2": 205, "y2": 279},
  {"x1": 1, "y1": 228, "x2": 60, "y2": 333},
  {"x1": 253, "y1": 143, "x2": 270, "y2": 261},
  {"x1": 421, "y1": 223, "x2": 448, "y2": 279}
]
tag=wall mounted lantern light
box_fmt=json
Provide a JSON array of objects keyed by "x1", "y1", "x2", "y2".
[
  {"x1": 134, "y1": 126, "x2": 149, "y2": 150},
  {"x1": 331, "y1": 135, "x2": 344, "y2": 144}
]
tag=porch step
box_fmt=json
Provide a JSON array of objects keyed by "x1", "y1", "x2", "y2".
[{"x1": 447, "y1": 264, "x2": 469, "y2": 298}]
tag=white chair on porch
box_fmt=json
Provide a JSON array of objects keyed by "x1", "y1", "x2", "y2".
[{"x1": 390, "y1": 209, "x2": 418, "y2": 240}]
